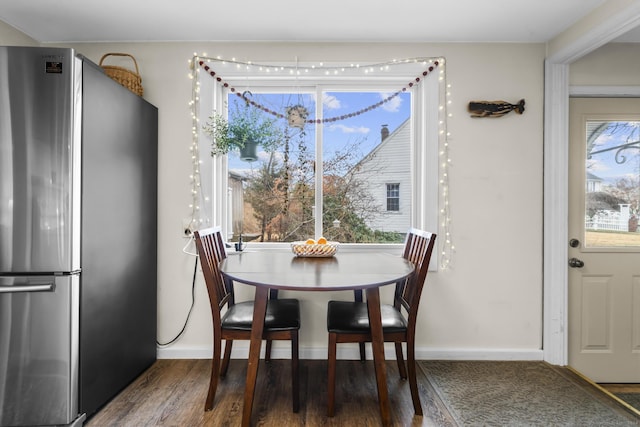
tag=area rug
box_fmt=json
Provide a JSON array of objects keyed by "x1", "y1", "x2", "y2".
[{"x1": 418, "y1": 360, "x2": 640, "y2": 426}]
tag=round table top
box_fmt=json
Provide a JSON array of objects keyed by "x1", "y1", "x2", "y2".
[{"x1": 220, "y1": 250, "x2": 414, "y2": 291}]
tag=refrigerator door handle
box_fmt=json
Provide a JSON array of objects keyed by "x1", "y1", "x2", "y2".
[{"x1": 0, "y1": 283, "x2": 56, "y2": 293}]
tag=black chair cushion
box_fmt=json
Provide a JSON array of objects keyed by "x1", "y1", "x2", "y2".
[
  {"x1": 222, "y1": 299, "x2": 300, "y2": 331},
  {"x1": 327, "y1": 301, "x2": 407, "y2": 334}
]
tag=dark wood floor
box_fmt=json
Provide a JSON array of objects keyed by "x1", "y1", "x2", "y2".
[
  {"x1": 85, "y1": 359, "x2": 455, "y2": 426},
  {"x1": 86, "y1": 358, "x2": 640, "y2": 427}
]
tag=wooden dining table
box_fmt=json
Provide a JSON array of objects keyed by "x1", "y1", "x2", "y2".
[{"x1": 219, "y1": 250, "x2": 415, "y2": 427}]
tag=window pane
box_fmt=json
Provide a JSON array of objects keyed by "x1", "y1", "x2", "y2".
[
  {"x1": 322, "y1": 91, "x2": 410, "y2": 244},
  {"x1": 585, "y1": 120, "x2": 640, "y2": 247},
  {"x1": 224, "y1": 89, "x2": 413, "y2": 244},
  {"x1": 227, "y1": 93, "x2": 316, "y2": 243}
]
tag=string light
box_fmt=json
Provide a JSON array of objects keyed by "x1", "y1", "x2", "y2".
[
  {"x1": 186, "y1": 53, "x2": 204, "y2": 235},
  {"x1": 196, "y1": 58, "x2": 440, "y2": 125},
  {"x1": 195, "y1": 56, "x2": 430, "y2": 73},
  {"x1": 187, "y1": 54, "x2": 454, "y2": 269},
  {"x1": 438, "y1": 63, "x2": 455, "y2": 270}
]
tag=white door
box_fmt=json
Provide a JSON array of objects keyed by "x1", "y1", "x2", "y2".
[{"x1": 568, "y1": 97, "x2": 640, "y2": 383}]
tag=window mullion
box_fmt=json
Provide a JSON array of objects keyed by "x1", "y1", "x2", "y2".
[{"x1": 315, "y1": 85, "x2": 324, "y2": 238}]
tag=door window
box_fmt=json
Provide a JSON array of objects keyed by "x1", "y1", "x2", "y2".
[{"x1": 584, "y1": 120, "x2": 640, "y2": 248}]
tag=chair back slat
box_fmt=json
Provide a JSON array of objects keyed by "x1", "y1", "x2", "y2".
[
  {"x1": 397, "y1": 228, "x2": 436, "y2": 320},
  {"x1": 194, "y1": 227, "x2": 232, "y2": 317}
]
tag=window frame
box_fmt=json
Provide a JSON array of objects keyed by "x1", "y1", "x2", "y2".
[{"x1": 196, "y1": 60, "x2": 440, "y2": 258}]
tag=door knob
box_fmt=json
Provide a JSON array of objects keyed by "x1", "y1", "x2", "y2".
[{"x1": 568, "y1": 258, "x2": 584, "y2": 268}]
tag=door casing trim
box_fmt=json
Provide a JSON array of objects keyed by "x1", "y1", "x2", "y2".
[{"x1": 543, "y1": 2, "x2": 640, "y2": 365}]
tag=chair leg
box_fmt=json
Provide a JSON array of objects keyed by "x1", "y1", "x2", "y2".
[
  {"x1": 265, "y1": 339, "x2": 273, "y2": 362},
  {"x1": 220, "y1": 339, "x2": 233, "y2": 377},
  {"x1": 327, "y1": 333, "x2": 337, "y2": 417},
  {"x1": 266, "y1": 289, "x2": 279, "y2": 363},
  {"x1": 354, "y1": 290, "x2": 366, "y2": 362},
  {"x1": 205, "y1": 335, "x2": 222, "y2": 411},
  {"x1": 406, "y1": 337, "x2": 422, "y2": 415},
  {"x1": 358, "y1": 343, "x2": 366, "y2": 362},
  {"x1": 292, "y1": 332, "x2": 300, "y2": 413},
  {"x1": 395, "y1": 342, "x2": 407, "y2": 379}
]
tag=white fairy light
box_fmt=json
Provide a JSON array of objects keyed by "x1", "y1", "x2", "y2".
[
  {"x1": 184, "y1": 55, "x2": 204, "y2": 235},
  {"x1": 193, "y1": 56, "x2": 438, "y2": 75},
  {"x1": 437, "y1": 65, "x2": 454, "y2": 270}
]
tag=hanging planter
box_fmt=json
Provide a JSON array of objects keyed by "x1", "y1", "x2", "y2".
[
  {"x1": 203, "y1": 94, "x2": 282, "y2": 162},
  {"x1": 239, "y1": 139, "x2": 259, "y2": 162},
  {"x1": 286, "y1": 105, "x2": 309, "y2": 129}
]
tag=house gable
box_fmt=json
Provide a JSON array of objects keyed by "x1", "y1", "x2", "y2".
[{"x1": 350, "y1": 120, "x2": 411, "y2": 233}]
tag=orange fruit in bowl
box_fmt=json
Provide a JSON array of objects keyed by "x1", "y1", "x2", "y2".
[
  {"x1": 305, "y1": 238, "x2": 316, "y2": 244},
  {"x1": 317, "y1": 237, "x2": 327, "y2": 244}
]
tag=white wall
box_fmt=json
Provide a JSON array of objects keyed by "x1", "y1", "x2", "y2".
[
  {"x1": 571, "y1": 42, "x2": 640, "y2": 85},
  {"x1": 1, "y1": 22, "x2": 546, "y2": 360},
  {"x1": 0, "y1": 20, "x2": 37, "y2": 45}
]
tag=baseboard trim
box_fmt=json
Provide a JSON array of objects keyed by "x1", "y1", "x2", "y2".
[{"x1": 157, "y1": 345, "x2": 544, "y2": 362}]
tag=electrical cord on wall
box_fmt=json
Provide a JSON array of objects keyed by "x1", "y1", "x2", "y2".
[{"x1": 156, "y1": 254, "x2": 198, "y2": 347}]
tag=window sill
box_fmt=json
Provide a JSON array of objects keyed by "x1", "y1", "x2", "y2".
[{"x1": 230, "y1": 241, "x2": 404, "y2": 255}]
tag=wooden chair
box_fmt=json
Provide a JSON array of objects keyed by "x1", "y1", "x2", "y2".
[
  {"x1": 326, "y1": 228, "x2": 436, "y2": 416},
  {"x1": 193, "y1": 227, "x2": 301, "y2": 413}
]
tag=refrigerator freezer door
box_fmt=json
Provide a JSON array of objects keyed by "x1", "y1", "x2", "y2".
[
  {"x1": 0, "y1": 46, "x2": 81, "y2": 274},
  {"x1": 0, "y1": 274, "x2": 80, "y2": 426},
  {"x1": 78, "y1": 56, "x2": 158, "y2": 418}
]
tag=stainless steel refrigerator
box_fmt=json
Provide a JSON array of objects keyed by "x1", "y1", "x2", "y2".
[{"x1": 0, "y1": 46, "x2": 158, "y2": 426}]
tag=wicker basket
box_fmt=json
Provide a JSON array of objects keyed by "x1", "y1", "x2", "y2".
[
  {"x1": 99, "y1": 53, "x2": 143, "y2": 96},
  {"x1": 291, "y1": 241, "x2": 339, "y2": 257}
]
